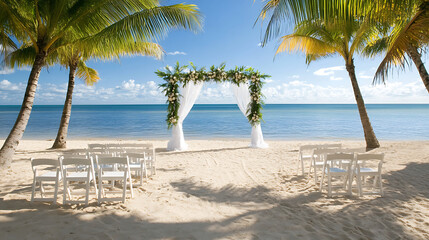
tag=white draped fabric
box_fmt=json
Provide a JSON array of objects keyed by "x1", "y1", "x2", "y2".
[
  {"x1": 167, "y1": 81, "x2": 204, "y2": 151},
  {"x1": 231, "y1": 83, "x2": 268, "y2": 148}
]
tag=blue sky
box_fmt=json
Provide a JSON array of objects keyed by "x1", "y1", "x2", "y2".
[{"x1": 1, "y1": 0, "x2": 429, "y2": 105}]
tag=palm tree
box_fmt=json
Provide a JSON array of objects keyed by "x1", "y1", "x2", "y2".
[
  {"x1": 7, "y1": 42, "x2": 163, "y2": 149},
  {"x1": 363, "y1": 29, "x2": 429, "y2": 94},
  {"x1": 257, "y1": 0, "x2": 429, "y2": 90},
  {"x1": 0, "y1": 0, "x2": 202, "y2": 169},
  {"x1": 51, "y1": 42, "x2": 163, "y2": 149},
  {"x1": 275, "y1": 19, "x2": 380, "y2": 148},
  {"x1": 366, "y1": 2, "x2": 429, "y2": 93}
]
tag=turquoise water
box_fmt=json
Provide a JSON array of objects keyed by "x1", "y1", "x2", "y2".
[{"x1": 0, "y1": 104, "x2": 428, "y2": 140}]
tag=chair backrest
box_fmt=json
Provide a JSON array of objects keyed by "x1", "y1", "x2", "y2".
[
  {"x1": 126, "y1": 148, "x2": 154, "y2": 159},
  {"x1": 299, "y1": 144, "x2": 320, "y2": 152},
  {"x1": 60, "y1": 157, "x2": 93, "y2": 176},
  {"x1": 313, "y1": 148, "x2": 343, "y2": 162},
  {"x1": 320, "y1": 143, "x2": 342, "y2": 149},
  {"x1": 105, "y1": 143, "x2": 121, "y2": 149},
  {"x1": 356, "y1": 153, "x2": 384, "y2": 169},
  {"x1": 88, "y1": 144, "x2": 105, "y2": 149},
  {"x1": 120, "y1": 143, "x2": 153, "y2": 149},
  {"x1": 87, "y1": 149, "x2": 107, "y2": 156},
  {"x1": 97, "y1": 156, "x2": 129, "y2": 165},
  {"x1": 61, "y1": 149, "x2": 88, "y2": 155},
  {"x1": 339, "y1": 147, "x2": 366, "y2": 154},
  {"x1": 31, "y1": 158, "x2": 60, "y2": 173},
  {"x1": 31, "y1": 158, "x2": 59, "y2": 167},
  {"x1": 61, "y1": 157, "x2": 92, "y2": 167},
  {"x1": 125, "y1": 152, "x2": 146, "y2": 158},
  {"x1": 125, "y1": 153, "x2": 146, "y2": 164},
  {"x1": 326, "y1": 153, "x2": 354, "y2": 168}
]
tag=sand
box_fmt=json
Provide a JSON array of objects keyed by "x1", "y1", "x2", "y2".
[{"x1": 0, "y1": 139, "x2": 428, "y2": 239}]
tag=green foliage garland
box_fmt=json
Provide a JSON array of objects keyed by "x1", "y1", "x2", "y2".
[{"x1": 156, "y1": 62, "x2": 270, "y2": 128}]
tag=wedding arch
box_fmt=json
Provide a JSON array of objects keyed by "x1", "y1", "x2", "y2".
[{"x1": 156, "y1": 62, "x2": 269, "y2": 151}]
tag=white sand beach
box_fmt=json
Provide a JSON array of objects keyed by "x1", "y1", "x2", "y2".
[{"x1": 1, "y1": 139, "x2": 429, "y2": 239}]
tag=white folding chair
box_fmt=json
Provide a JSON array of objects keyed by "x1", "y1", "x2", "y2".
[
  {"x1": 310, "y1": 148, "x2": 341, "y2": 185},
  {"x1": 309, "y1": 144, "x2": 342, "y2": 175},
  {"x1": 104, "y1": 143, "x2": 123, "y2": 155},
  {"x1": 96, "y1": 156, "x2": 133, "y2": 203},
  {"x1": 320, "y1": 153, "x2": 354, "y2": 197},
  {"x1": 124, "y1": 146, "x2": 156, "y2": 176},
  {"x1": 355, "y1": 153, "x2": 384, "y2": 196},
  {"x1": 298, "y1": 145, "x2": 320, "y2": 175},
  {"x1": 30, "y1": 158, "x2": 62, "y2": 204},
  {"x1": 60, "y1": 157, "x2": 97, "y2": 205},
  {"x1": 125, "y1": 152, "x2": 147, "y2": 186},
  {"x1": 144, "y1": 147, "x2": 156, "y2": 176}
]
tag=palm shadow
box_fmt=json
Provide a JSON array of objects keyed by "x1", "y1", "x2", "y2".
[{"x1": 1, "y1": 163, "x2": 427, "y2": 239}]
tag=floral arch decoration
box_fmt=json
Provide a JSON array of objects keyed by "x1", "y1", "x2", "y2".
[{"x1": 156, "y1": 62, "x2": 270, "y2": 128}]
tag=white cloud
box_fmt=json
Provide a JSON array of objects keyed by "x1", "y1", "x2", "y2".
[
  {"x1": 290, "y1": 75, "x2": 300, "y2": 79},
  {"x1": 0, "y1": 80, "x2": 23, "y2": 91},
  {"x1": 262, "y1": 78, "x2": 429, "y2": 104},
  {"x1": 121, "y1": 79, "x2": 144, "y2": 91},
  {"x1": 167, "y1": 51, "x2": 187, "y2": 56},
  {"x1": 359, "y1": 75, "x2": 373, "y2": 79},
  {"x1": 265, "y1": 78, "x2": 274, "y2": 83},
  {"x1": 357, "y1": 71, "x2": 374, "y2": 79},
  {"x1": 197, "y1": 82, "x2": 234, "y2": 103},
  {"x1": 314, "y1": 66, "x2": 345, "y2": 76},
  {"x1": 329, "y1": 76, "x2": 343, "y2": 81}
]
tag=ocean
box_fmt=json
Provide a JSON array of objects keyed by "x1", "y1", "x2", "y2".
[{"x1": 0, "y1": 104, "x2": 428, "y2": 140}]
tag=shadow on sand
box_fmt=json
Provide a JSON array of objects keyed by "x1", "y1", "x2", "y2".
[{"x1": 1, "y1": 162, "x2": 428, "y2": 239}]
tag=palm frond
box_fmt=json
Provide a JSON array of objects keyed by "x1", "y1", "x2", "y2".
[
  {"x1": 4, "y1": 45, "x2": 35, "y2": 68},
  {"x1": 80, "y1": 4, "x2": 202, "y2": 49},
  {"x1": 76, "y1": 60, "x2": 100, "y2": 85},
  {"x1": 374, "y1": 3, "x2": 429, "y2": 83}
]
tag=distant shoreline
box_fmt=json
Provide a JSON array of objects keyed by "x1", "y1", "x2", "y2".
[{"x1": 1, "y1": 103, "x2": 429, "y2": 106}]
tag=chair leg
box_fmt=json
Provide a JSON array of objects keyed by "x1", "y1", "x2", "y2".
[
  {"x1": 379, "y1": 175, "x2": 384, "y2": 196},
  {"x1": 122, "y1": 175, "x2": 127, "y2": 203},
  {"x1": 314, "y1": 168, "x2": 318, "y2": 185},
  {"x1": 63, "y1": 180, "x2": 68, "y2": 205},
  {"x1": 129, "y1": 172, "x2": 134, "y2": 198},
  {"x1": 301, "y1": 159, "x2": 305, "y2": 175},
  {"x1": 328, "y1": 175, "x2": 332, "y2": 197},
  {"x1": 373, "y1": 176, "x2": 378, "y2": 188},
  {"x1": 53, "y1": 178, "x2": 59, "y2": 205},
  {"x1": 85, "y1": 179, "x2": 90, "y2": 206},
  {"x1": 98, "y1": 175, "x2": 102, "y2": 204},
  {"x1": 144, "y1": 161, "x2": 148, "y2": 178},
  {"x1": 92, "y1": 172, "x2": 98, "y2": 196},
  {"x1": 40, "y1": 182, "x2": 45, "y2": 197},
  {"x1": 140, "y1": 168, "x2": 143, "y2": 186},
  {"x1": 343, "y1": 176, "x2": 351, "y2": 195},
  {"x1": 31, "y1": 176, "x2": 37, "y2": 202},
  {"x1": 319, "y1": 170, "x2": 325, "y2": 191},
  {"x1": 346, "y1": 173, "x2": 353, "y2": 196},
  {"x1": 356, "y1": 174, "x2": 363, "y2": 197}
]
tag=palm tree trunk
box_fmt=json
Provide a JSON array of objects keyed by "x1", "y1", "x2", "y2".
[
  {"x1": 52, "y1": 62, "x2": 78, "y2": 149},
  {"x1": 407, "y1": 46, "x2": 429, "y2": 94},
  {"x1": 0, "y1": 51, "x2": 47, "y2": 169},
  {"x1": 346, "y1": 60, "x2": 380, "y2": 149}
]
